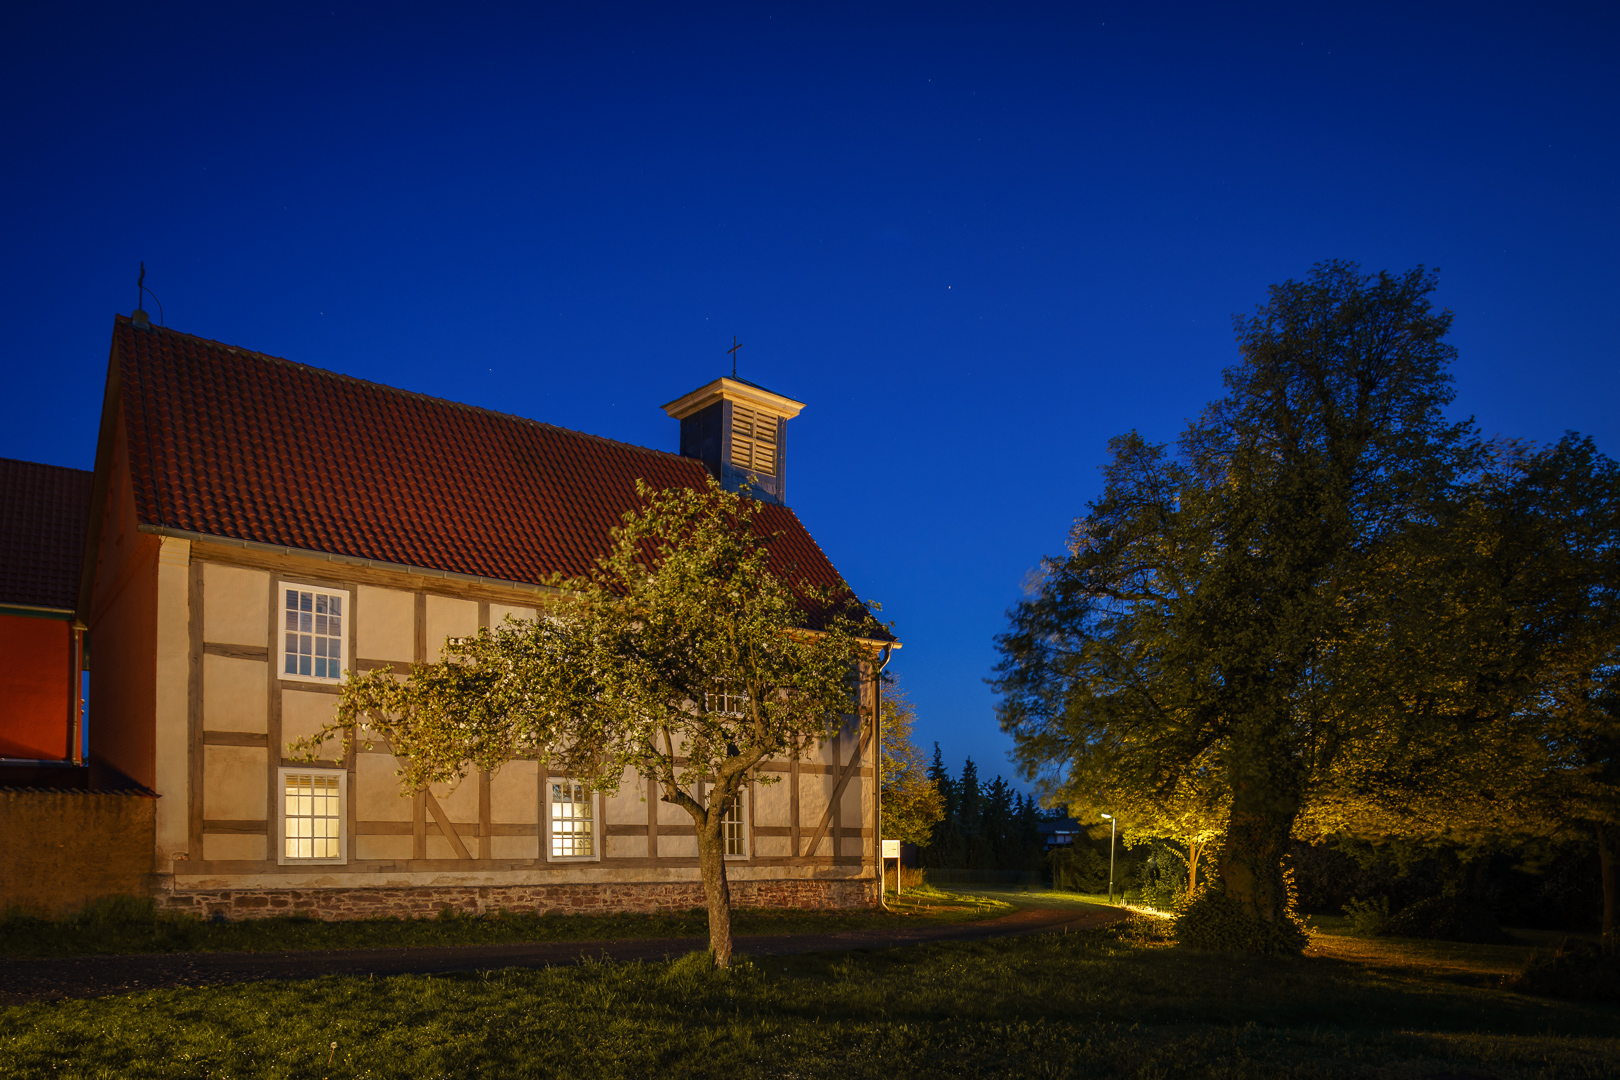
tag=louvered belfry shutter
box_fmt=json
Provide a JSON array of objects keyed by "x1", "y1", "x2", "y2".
[{"x1": 729, "y1": 405, "x2": 777, "y2": 476}]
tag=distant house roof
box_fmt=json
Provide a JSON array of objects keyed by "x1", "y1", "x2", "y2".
[
  {"x1": 109, "y1": 316, "x2": 882, "y2": 632},
  {"x1": 0, "y1": 457, "x2": 92, "y2": 612}
]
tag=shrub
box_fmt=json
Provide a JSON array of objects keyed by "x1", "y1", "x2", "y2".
[
  {"x1": 1341, "y1": 895, "x2": 1391, "y2": 936},
  {"x1": 1381, "y1": 894, "x2": 1512, "y2": 944},
  {"x1": 1508, "y1": 939, "x2": 1620, "y2": 1002},
  {"x1": 1048, "y1": 844, "x2": 1108, "y2": 892},
  {"x1": 1174, "y1": 875, "x2": 1310, "y2": 955}
]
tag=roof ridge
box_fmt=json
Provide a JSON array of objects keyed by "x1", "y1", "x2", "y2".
[{"x1": 114, "y1": 314, "x2": 695, "y2": 465}]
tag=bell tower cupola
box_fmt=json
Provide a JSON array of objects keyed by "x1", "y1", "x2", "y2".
[{"x1": 662, "y1": 376, "x2": 805, "y2": 505}]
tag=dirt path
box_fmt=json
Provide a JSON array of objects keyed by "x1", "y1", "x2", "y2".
[{"x1": 0, "y1": 904, "x2": 1125, "y2": 1005}]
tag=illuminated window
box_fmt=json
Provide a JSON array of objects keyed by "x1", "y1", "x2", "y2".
[
  {"x1": 279, "y1": 768, "x2": 346, "y2": 863},
  {"x1": 549, "y1": 780, "x2": 596, "y2": 859},
  {"x1": 706, "y1": 684, "x2": 748, "y2": 718},
  {"x1": 729, "y1": 405, "x2": 778, "y2": 476},
  {"x1": 722, "y1": 790, "x2": 747, "y2": 858},
  {"x1": 279, "y1": 583, "x2": 349, "y2": 681}
]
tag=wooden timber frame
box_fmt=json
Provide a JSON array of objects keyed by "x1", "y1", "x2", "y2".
[{"x1": 176, "y1": 535, "x2": 883, "y2": 887}]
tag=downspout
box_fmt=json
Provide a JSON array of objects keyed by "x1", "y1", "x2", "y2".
[
  {"x1": 872, "y1": 644, "x2": 893, "y2": 910},
  {"x1": 69, "y1": 623, "x2": 85, "y2": 764}
]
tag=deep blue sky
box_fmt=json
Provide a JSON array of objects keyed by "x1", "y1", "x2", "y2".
[{"x1": 3, "y1": 3, "x2": 1616, "y2": 791}]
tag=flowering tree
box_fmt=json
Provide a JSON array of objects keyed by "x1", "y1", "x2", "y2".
[{"x1": 300, "y1": 479, "x2": 883, "y2": 967}]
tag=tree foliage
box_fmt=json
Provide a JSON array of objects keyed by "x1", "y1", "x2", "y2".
[
  {"x1": 1302, "y1": 435, "x2": 1620, "y2": 943},
  {"x1": 299, "y1": 478, "x2": 884, "y2": 967},
  {"x1": 994, "y1": 261, "x2": 1477, "y2": 952},
  {"x1": 876, "y1": 677, "x2": 945, "y2": 847}
]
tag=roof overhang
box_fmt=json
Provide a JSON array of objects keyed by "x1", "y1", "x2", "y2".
[
  {"x1": 661, "y1": 377, "x2": 806, "y2": 421},
  {"x1": 0, "y1": 602, "x2": 77, "y2": 622}
]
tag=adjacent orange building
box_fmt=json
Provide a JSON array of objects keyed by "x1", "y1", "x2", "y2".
[{"x1": 0, "y1": 457, "x2": 91, "y2": 762}]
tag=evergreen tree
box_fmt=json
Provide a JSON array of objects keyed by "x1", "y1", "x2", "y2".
[
  {"x1": 922, "y1": 743, "x2": 963, "y2": 869},
  {"x1": 984, "y1": 776, "x2": 1014, "y2": 869}
]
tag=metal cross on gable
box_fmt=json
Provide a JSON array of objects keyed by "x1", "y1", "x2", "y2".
[{"x1": 728, "y1": 335, "x2": 742, "y2": 377}]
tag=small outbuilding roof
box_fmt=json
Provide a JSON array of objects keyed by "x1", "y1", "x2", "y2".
[{"x1": 0, "y1": 457, "x2": 92, "y2": 612}]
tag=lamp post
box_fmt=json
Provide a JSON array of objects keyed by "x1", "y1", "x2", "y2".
[{"x1": 1101, "y1": 813, "x2": 1117, "y2": 904}]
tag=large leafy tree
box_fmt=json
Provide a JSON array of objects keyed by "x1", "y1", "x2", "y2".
[
  {"x1": 1303, "y1": 435, "x2": 1620, "y2": 943},
  {"x1": 994, "y1": 261, "x2": 1474, "y2": 952},
  {"x1": 304, "y1": 479, "x2": 882, "y2": 967}
]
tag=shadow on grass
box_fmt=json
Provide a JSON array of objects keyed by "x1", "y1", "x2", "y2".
[
  {"x1": 0, "y1": 888, "x2": 1012, "y2": 959},
  {"x1": 2, "y1": 914, "x2": 1613, "y2": 1079}
]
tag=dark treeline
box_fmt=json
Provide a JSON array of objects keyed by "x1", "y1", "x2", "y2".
[{"x1": 918, "y1": 745, "x2": 1045, "y2": 871}]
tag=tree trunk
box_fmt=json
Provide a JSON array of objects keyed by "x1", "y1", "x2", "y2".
[
  {"x1": 1599, "y1": 822, "x2": 1617, "y2": 953},
  {"x1": 1218, "y1": 777, "x2": 1300, "y2": 930},
  {"x1": 695, "y1": 824, "x2": 734, "y2": 968},
  {"x1": 1186, "y1": 838, "x2": 1205, "y2": 896}
]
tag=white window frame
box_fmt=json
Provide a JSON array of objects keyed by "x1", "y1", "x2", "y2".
[
  {"x1": 721, "y1": 784, "x2": 750, "y2": 860},
  {"x1": 545, "y1": 777, "x2": 602, "y2": 863},
  {"x1": 705, "y1": 683, "x2": 748, "y2": 718},
  {"x1": 277, "y1": 582, "x2": 351, "y2": 684},
  {"x1": 276, "y1": 766, "x2": 349, "y2": 865}
]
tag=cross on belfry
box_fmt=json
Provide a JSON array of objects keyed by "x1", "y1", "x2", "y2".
[{"x1": 728, "y1": 336, "x2": 742, "y2": 377}]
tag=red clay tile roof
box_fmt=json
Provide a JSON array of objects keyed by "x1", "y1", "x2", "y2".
[
  {"x1": 0, "y1": 457, "x2": 93, "y2": 611},
  {"x1": 111, "y1": 316, "x2": 881, "y2": 632}
]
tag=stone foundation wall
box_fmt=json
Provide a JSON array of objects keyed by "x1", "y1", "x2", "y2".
[{"x1": 155, "y1": 876, "x2": 878, "y2": 920}]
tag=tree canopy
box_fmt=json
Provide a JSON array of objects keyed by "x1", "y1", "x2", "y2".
[
  {"x1": 994, "y1": 261, "x2": 1479, "y2": 952},
  {"x1": 303, "y1": 478, "x2": 885, "y2": 967},
  {"x1": 875, "y1": 676, "x2": 945, "y2": 848}
]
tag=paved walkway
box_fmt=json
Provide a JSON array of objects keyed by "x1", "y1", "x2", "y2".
[{"x1": 0, "y1": 903, "x2": 1124, "y2": 1005}]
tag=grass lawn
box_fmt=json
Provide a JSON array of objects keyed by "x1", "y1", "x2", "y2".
[
  {"x1": 0, "y1": 887, "x2": 1010, "y2": 959},
  {"x1": 3, "y1": 911, "x2": 1615, "y2": 1079}
]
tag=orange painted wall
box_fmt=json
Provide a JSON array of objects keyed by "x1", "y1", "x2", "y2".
[
  {"x1": 87, "y1": 412, "x2": 159, "y2": 788},
  {"x1": 0, "y1": 615, "x2": 73, "y2": 760}
]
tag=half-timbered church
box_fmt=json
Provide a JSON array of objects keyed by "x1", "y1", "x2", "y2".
[{"x1": 0, "y1": 310, "x2": 888, "y2": 918}]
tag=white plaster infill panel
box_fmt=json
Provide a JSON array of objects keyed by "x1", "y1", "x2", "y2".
[
  {"x1": 491, "y1": 834, "x2": 539, "y2": 860},
  {"x1": 281, "y1": 688, "x2": 342, "y2": 759},
  {"x1": 203, "y1": 745, "x2": 269, "y2": 820},
  {"x1": 201, "y1": 562, "x2": 269, "y2": 646},
  {"x1": 488, "y1": 603, "x2": 537, "y2": 628},
  {"x1": 490, "y1": 760, "x2": 539, "y2": 822},
  {"x1": 356, "y1": 834, "x2": 413, "y2": 861},
  {"x1": 355, "y1": 753, "x2": 413, "y2": 822},
  {"x1": 604, "y1": 770, "x2": 648, "y2": 825},
  {"x1": 202, "y1": 655, "x2": 268, "y2": 732},
  {"x1": 356, "y1": 585, "x2": 414, "y2": 663},
  {"x1": 202, "y1": 834, "x2": 267, "y2": 861},
  {"x1": 425, "y1": 595, "x2": 478, "y2": 662},
  {"x1": 155, "y1": 535, "x2": 191, "y2": 862},
  {"x1": 429, "y1": 774, "x2": 479, "y2": 822},
  {"x1": 753, "y1": 772, "x2": 790, "y2": 826}
]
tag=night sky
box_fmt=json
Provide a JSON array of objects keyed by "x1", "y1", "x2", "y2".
[{"x1": 2, "y1": 3, "x2": 1615, "y2": 789}]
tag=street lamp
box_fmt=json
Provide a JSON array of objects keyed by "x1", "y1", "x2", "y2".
[{"x1": 1100, "y1": 813, "x2": 1117, "y2": 904}]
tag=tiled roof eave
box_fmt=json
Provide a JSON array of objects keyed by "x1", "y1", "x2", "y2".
[
  {"x1": 137, "y1": 524, "x2": 569, "y2": 598},
  {"x1": 139, "y1": 523, "x2": 900, "y2": 644},
  {"x1": 0, "y1": 601, "x2": 77, "y2": 620}
]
